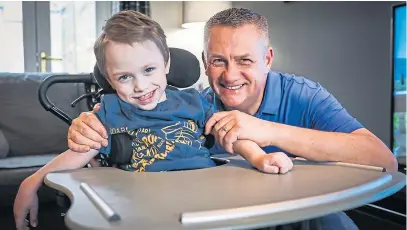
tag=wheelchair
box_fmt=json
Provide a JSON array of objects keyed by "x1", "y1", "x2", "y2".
[
  {"x1": 39, "y1": 47, "x2": 208, "y2": 164},
  {"x1": 37, "y1": 48, "x2": 405, "y2": 230},
  {"x1": 37, "y1": 47, "x2": 209, "y2": 217}
]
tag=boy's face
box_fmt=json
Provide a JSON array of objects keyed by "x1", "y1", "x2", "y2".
[{"x1": 105, "y1": 40, "x2": 169, "y2": 110}]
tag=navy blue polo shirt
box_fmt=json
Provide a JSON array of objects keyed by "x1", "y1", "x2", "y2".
[{"x1": 201, "y1": 71, "x2": 364, "y2": 155}]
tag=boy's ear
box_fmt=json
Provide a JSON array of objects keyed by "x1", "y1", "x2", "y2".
[{"x1": 165, "y1": 54, "x2": 171, "y2": 74}]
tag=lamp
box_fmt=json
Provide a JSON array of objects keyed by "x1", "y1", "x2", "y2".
[{"x1": 181, "y1": 1, "x2": 232, "y2": 29}]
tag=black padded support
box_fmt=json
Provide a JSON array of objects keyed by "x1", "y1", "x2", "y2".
[{"x1": 108, "y1": 133, "x2": 133, "y2": 166}]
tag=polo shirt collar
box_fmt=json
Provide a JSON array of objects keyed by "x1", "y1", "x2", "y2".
[{"x1": 259, "y1": 70, "x2": 282, "y2": 115}]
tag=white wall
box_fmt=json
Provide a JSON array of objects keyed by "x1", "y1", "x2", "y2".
[
  {"x1": 150, "y1": 1, "x2": 208, "y2": 90},
  {"x1": 0, "y1": 2, "x2": 24, "y2": 72}
]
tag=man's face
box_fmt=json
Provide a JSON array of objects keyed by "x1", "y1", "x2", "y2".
[
  {"x1": 105, "y1": 40, "x2": 169, "y2": 111},
  {"x1": 204, "y1": 24, "x2": 272, "y2": 114}
]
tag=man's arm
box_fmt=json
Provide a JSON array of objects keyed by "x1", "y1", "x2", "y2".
[
  {"x1": 266, "y1": 123, "x2": 397, "y2": 171},
  {"x1": 206, "y1": 111, "x2": 398, "y2": 172},
  {"x1": 273, "y1": 87, "x2": 398, "y2": 171}
]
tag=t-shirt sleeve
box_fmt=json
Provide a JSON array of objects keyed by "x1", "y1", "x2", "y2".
[
  {"x1": 197, "y1": 93, "x2": 217, "y2": 150},
  {"x1": 198, "y1": 94, "x2": 217, "y2": 128},
  {"x1": 95, "y1": 96, "x2": 112, "y2": 155},
  {"x1": 309, "y1": 87, "x2": 364, "y2": 133}
]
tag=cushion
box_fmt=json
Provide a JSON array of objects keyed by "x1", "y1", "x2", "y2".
[
  {"x1": 0, "y1": 154, "x2": 59, "y2": 169},
  {"x1": 0, "y1": 130, "x2": 9, "y2": 158},
  {"x1": 0, "y1": 73, "x2": 88, "y2": 157}
]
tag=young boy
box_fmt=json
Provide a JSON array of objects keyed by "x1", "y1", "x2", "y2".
[{"x1": 13, "y1": 10, "x2": 293, "y2": 230}]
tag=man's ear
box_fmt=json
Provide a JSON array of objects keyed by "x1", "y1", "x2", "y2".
[
  {"x1": 265, "y1": 47, "x2": 273, "y2": 70},
  {"x1": 165, "y1": 53, "x2": 171, "y2": 74},
  {"x1": 202, "y1": 51, "x2": 208, "y2": 70}
]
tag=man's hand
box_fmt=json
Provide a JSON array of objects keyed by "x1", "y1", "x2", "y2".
[
  {"x1": 68, "y1": 103, "x2": 108, "y2": 153},
  {"x1": 253, "y1": 152, "x2": 294, "y2": 174},
  {"x1": 205, "y1": 110, "x2": 274, "y2": 153},
  {"x1": 14, "y1": 177, "x2": 40, "y2": 230}
]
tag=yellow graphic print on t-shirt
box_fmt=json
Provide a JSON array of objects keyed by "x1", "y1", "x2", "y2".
[
  {"x1": 124, "y1": 120, "x2": 205, "y2": 172},
  {"x1": 161, "y1": 120, "x2": 204, "y2": 149}
]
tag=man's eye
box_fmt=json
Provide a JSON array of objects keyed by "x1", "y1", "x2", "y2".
[
  {"x1": 240, "y1": 59, "x2": 253, "y2": 64},
  {"x1": 144, "y1": 67, "x2": 156, "y2": 74},
  {"x1": 211, "y1": 59, "x2": 226, "y2": 67}
]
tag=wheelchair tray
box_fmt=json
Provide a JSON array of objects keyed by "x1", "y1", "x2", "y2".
[{"x1": 44, "y1": 155, "x2": 406, "y2": 230}]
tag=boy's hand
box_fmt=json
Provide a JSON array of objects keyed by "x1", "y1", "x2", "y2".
[
  {"x1": 14, "y1": 177, "x2": 40, "y2": 230},
  {"x1": 68, "y1": 103, "x2": 108, "y2": 153},
  {"x1": 253, "y1": 152, "x2": 294, "y2": 174}
]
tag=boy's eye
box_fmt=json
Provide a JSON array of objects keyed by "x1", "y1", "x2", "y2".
[
  {"x1": 144, "y1": 67, "x2": 156, "y2": 74},
  {"x1": 118, "y1": 75, "x2": 131, "y2": 81}
]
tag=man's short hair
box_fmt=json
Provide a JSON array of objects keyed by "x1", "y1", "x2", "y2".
[
  {"x1": 94, "y1": 10, "x2": 170, "y2": 77},
  {"x1": 204, "y1": 8, "x2": 269, "y2": 47}
]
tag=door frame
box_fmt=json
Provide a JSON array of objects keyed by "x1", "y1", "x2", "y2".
[
  {"x1": 22, "y1": 1, "x2": 50, "y2": 72},
  {"x1": 21, "y1": 1, "x2": 112, "y2": 73}
]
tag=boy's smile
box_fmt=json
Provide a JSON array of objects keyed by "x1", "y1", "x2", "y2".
[
  {"x1": 104, "y1": 40, "x2": 170, "y2": 110},
  {"x1": 134, "y1": 88, "x2": 158, "y2": 105}
]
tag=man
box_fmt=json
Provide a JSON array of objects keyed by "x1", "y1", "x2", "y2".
[{"x1": 67, "y1": 8, "x2": 397, "y2": 229}]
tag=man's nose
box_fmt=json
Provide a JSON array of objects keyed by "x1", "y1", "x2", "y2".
[{"x1": 222, "y1": 62, "x2": 240, "y2": 83}]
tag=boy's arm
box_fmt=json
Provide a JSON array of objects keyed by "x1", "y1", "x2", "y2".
[
  {"x1": 232, "y1": 140, "x2": 265, "y2": 165},
  {"x1": 233, "y1": 140, "x2": 293, "y2": 174},
  {"x1": 14, "y1": 149, "x2": 99, "y2": 230},
  {"x1": 29, "y1": 149, "x2": 99, "y2": 189}
]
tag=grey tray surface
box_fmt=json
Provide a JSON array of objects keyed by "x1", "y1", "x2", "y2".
[{"x1": 44, "y1": 156, "x2": 406, "y2": 230}]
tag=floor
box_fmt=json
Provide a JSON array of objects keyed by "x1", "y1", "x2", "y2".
[
  {"x1": 1, "y1": 203, "x2": 404, "y2": 230},
  {"x1": 0, "y1": 202, "x2": 68, "y2": 230}
]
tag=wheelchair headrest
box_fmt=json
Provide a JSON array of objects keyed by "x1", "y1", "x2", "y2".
[{"x1": 93, "y1": 48, "x2": 201, "y2": 93}]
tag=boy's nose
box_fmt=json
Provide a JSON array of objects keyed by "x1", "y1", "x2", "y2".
[{"x1": 133, "y1": 78, "x2": 149, "y2": 92}]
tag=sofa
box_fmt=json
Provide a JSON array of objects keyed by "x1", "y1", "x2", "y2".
[{"x1": 0, "y1": 72, "x2": 90, "y2": 207}]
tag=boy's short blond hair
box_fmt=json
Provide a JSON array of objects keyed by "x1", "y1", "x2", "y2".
[{"x1": 94, "y1": 10, "x2": 170, "y2": 77}]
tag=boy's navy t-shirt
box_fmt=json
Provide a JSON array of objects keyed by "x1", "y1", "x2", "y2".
[{"x1": 96, "y1": 88, "x2": 216, "y2": 172}]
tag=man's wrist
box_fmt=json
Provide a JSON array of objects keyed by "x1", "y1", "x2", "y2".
[{"x1": 266, "y1": 121, "x2": 278, "y2": 147}]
